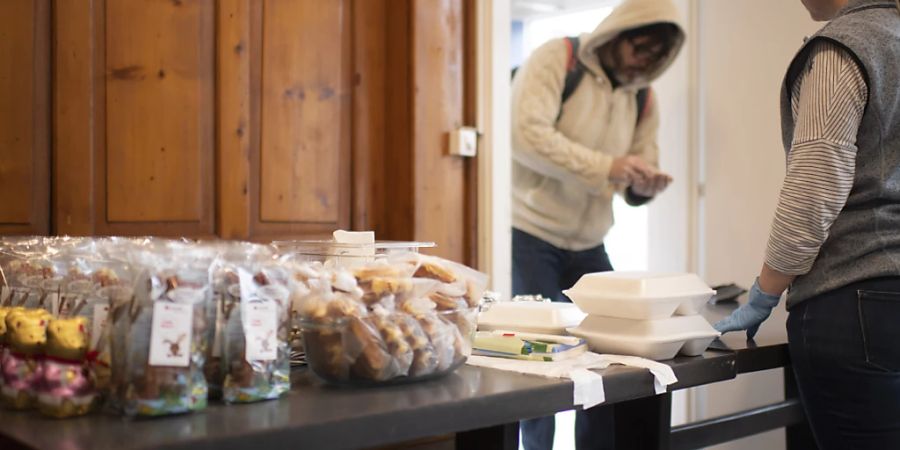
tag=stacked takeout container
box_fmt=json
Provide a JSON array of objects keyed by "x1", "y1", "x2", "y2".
[{"x1": 563, "y1": 272, "x2": 720, "y2": 360}]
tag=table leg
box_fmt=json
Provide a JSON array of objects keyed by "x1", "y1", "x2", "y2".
[
  {"x1": 455, "y1": 423, "x2": 519, "y2": 450},
  {"x1": 613, "y1": 393, "x2": 672, "y2": 450}
]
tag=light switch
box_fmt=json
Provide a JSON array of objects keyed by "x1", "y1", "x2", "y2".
[{"x1": 449, "y1": 126, "x2": 478, "y2": 157}]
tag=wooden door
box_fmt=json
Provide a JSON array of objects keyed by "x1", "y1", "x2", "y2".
[
  {"x1": 55, "y1": 0, "x2": 216, "y2": 238},
  {"x1": 0, "y1": 0, "x2": 51, "y2": 236},
  {"x1": 379, "y1": 0, "x2": 474, "y2": 264}
]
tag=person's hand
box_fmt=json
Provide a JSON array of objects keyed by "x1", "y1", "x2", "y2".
[
  {"x1": 630, "y1": 171, "x2": 672, "y2": 197},
  {"x1": 609, "y1": 155, "x2": 655, "y2": 184},
  {"x1": 714, "y1": 278, "x2": 782, "y2": 340}
]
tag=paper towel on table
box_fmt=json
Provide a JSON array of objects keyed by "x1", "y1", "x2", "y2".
[
  {"x1": 597, "y1": 354, "x2": 678, "y2": 394},
  {"x1": 330, "y1": 230, "x2": 375, "y2": 267},
  {"x1": 466, "y1": 352, "x2": 677, "y2": 409}
]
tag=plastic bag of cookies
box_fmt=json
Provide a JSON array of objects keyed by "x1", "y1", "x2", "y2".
[
  {"x1": 112, "y1": 241, "x2": 215, "y2": 417},
  {"x1": 221, "y1": 258, "x2": 294, "y2": 403}
]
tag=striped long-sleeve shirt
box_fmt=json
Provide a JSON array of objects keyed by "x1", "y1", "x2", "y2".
[{"x1": 765, "y1": 40, "x2": 869, "y2": 275}]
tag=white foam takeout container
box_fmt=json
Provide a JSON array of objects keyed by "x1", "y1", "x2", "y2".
[
  {"x1": 478, "y1": 301, "x2": 587, "y2": 335},
  {"x1": 563, "y1": 272, "x2": 715, "y2": 320},
  {"x1": 566, "y1": 314, "x2": 721, "y2": 361}
]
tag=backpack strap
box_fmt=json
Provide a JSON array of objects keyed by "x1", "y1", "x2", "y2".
[
  {"x1": 560, "y1": 36, "x2": 586, "y2": 104},
  {"x1": 558, "y1": 37, "x2": 653, "y2": 127},
  {"x1": 557, "y1": 36, "x2": 586, "y2": 121}
]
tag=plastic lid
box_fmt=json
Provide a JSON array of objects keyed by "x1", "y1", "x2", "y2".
[
  {"x1": 479, "y1": 301, "x2": 586, "y2": 332},
  {"x1": 567, "y1": 271, "x2": 713, "y2": 300},
  {"x1": 272, "y1": 240, "x2": 435, "y2": 255}
]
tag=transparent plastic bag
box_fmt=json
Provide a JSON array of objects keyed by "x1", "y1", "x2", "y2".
[
  {"x1": 222, "y1": 261, "x2": 292, "y2": 403},
  {"x1": 115, "y1": 244, "x2": 214, "y2": 417}
]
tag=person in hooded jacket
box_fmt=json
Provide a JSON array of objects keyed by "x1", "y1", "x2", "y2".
[
  {"x1": 510, "y1": 0, "x2": 685, "y2": 448},
  {"x1": 715, "y1": 0, "x2": 900, "y2": 448}
]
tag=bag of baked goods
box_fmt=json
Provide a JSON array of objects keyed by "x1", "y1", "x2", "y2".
[
  {"x1": 112, "y1": 241, "x2": 215, "y2": 417},
  {"x1": 6, "y1": 238, "x2": 90, "y2": 312},
  {"x1": 297, "y1": 254, "x2": 487, "y2": 385},
  {"x1": 104, "y1": 284, "x2": 135, "y2": 414},
  {"x1": 395, "y1": 253, "x2": 488, "y2": 310},
  {"x1": 79, "y1": 256, "x2": 135, "y2": 403},
  {"x1": 294, "y1": 266, "x2": 385, "y2": 383},
  {"x1": 205, "y1": 242, "x2": 272, "y2": 399},
  {"x1": 221, "y1": 257, "x2": 293, "y2": 403},
  {"x1": 0, "y1": 237, "x2": 43, "y2": 308}
]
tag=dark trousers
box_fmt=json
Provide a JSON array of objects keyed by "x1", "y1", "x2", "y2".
[
  {"x1": 512, "y1": 228, "x2": 616, "y2": 450},
  {"x1": 787, "y1": 277, "x2": 900, "y2": 450}
]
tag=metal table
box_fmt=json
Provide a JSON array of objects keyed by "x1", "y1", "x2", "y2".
[{"x1": 0, "y1": 303, "x2": 813, "y2": 450}]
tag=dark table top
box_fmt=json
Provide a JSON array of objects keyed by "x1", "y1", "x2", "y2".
[
  {"x1": 705, "y1": 297, "x2": 791, "y2": 374},
  {"x1": 0, "y1": 300, "x2": 790, "y2": 450}
]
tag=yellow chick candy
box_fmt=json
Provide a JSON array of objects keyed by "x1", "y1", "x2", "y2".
[
  {"x1": 45, "y1": 317, "x2": 89, "y2": 361},
  {"x1": 0, "y1": 307, "x2": 9, "y2": 342},
  {"x1": 6, "y1": 309, "x2": 50, "y2": 355}
]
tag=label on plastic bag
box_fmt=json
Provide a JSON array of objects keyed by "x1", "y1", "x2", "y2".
[
  {"x1": 91, "y1": 304, "x2": 110, "y2": 350},
  {"x1": 243, "y1": 302, "x2": 278, "y2": 362},
  {"x1": 149, "y1": 302, "x2": 193, "y2": 367}
]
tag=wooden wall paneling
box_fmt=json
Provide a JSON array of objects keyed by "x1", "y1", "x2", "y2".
[
  {"x1": 382, "y1": 0, "x2": 414, "y2": 242},
  {"x1": 250, "y1": 0, "x2": 353, "y2": 239},
  {"x1": 351, "y1": 0, "x2": 387, "y2": 234},
  {"x1": 217, "y1": 0, "x2": 252, "y2": 240},
  {"x1": 410, "y1": 0, "x2": 467, "y2": 263},
  {"x1": 0, "y1": 0, "x2": 50, "y2": 236},
  {"x1": 54, "y1": 0, "x2": 96, "y2": 236},
  {"x1": 99, "y1": 0, "x2": 215, "y2": 237}
]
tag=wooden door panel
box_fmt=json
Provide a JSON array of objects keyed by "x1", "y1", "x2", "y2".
[
  {"x1": 411, "y1": 0, "x2": 467, "y2": 262},
  {"x1": 249, "y1": 0, "x2": 352, "y2": 238},
  {"x1": 55, "y1": 0, "x2": 215, "y2": 237},
  {"x1": 104, "y1": 0, "x2": 214, "y2": 224},
  {"x1": 0, "y1": 0, "x2": 50, "y2": 235}
]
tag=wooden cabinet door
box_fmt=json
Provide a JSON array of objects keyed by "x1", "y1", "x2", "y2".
[
  {"x1": 55, "y1": 0, "x2": 216, "y2": 238},
  {"x1": 244, "y1": 0, "x2": 353, "y2": 240},
  {"x1": 0, "y1": 0, "x2": 50, "y2": 236}
]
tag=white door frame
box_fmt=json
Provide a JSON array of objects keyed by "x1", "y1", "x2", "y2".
[{"x1": 475, "y1": 0, "x2": 513, "y2": 300}]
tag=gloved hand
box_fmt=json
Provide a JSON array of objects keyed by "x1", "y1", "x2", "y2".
[{"x1": 713, "y1": 278, "x2": 782, "y2": 340}]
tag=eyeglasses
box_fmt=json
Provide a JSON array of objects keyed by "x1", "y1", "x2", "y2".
[{"x1": 623, "y1": 35, "x2": 668, "y2": 64}]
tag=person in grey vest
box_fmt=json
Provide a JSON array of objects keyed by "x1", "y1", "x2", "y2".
[{"x1": 715, "y1": 0, "x2": 900, "y2": 447}]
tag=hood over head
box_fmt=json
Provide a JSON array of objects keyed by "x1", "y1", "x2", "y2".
[{"x1": 578, "y1": 0, "x2": 686, "y2": 87}]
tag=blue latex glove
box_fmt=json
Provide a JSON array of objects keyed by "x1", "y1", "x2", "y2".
[{"x1": 714, "y1": 279, "x2": 782, "y2": 340}]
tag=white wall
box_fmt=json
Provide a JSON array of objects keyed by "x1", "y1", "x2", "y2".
[
  {"x1": 479, "y1": 0, "x2": 513, "y2": 301},
  {"x1": 648, "y1": 0, "x2": 692, "y2": 275},
  {"x1": 647, "y1": 0, "x2": 693, "y2": 426},
  {"x1": 695, "y1": 1, "x2": 821, "y2": 449}
]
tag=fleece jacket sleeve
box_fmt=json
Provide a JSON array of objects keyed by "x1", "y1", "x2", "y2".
[{"x1": 511, "y1": 39, "x2": 614, "y2": 192}]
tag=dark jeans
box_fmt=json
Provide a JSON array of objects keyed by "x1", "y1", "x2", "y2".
[
  {"x1": 787, "y1": 277, "x2": 900, "y2": 450},
  {"x1": 512, "y1": 228, "x2": 615, "y2": 450}
]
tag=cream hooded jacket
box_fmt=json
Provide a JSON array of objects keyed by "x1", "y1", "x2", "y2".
[{"x1": 511, "y1": 0, "x2": 685, "y2": 251}]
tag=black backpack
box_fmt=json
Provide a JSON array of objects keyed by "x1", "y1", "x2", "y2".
[{"x1": 512, "y1": 36, "x2": 650, "y2": 124}]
